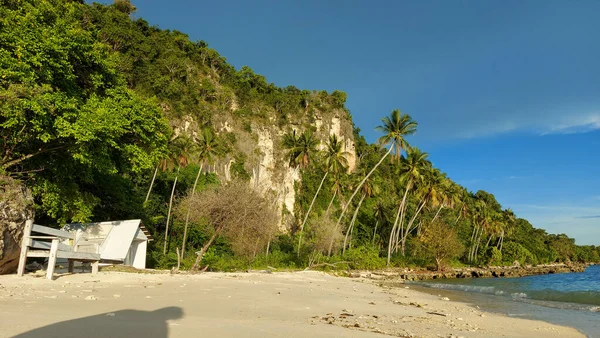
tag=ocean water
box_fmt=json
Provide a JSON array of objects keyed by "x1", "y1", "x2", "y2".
[{"x1": 412, "y1": 264, "x2": 600, "y2": 337}]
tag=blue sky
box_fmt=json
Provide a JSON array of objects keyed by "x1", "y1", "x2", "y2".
[{"x1": 98, "y1": 1, "x2": 599, "y2": 244}]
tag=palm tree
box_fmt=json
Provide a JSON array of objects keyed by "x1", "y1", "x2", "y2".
[
  {"x1": 297, "y1": 134, "x2": 349, "y2": 255},
  {"x1": 387, "y1": 147, "x2": 429, "y2": 265},
  {"x1": 162, "y1": 134, "x2": 196, "y2": 255},
  {"x1": 343, "y1": 174, "x2": 375, "y2": 254},
  {"x1": 282, "y1": 129, "x2": 317, "y2": 169},
  {"x1": 497, "y1": 208, "x2": 516, "y2": 252},
  {"x1": 372, "y1": 199, "x2": 387, "y2": 245},
  {"x1": 333, "y1": 110, "x2": 417, "y2": 255},
  {"x1": 181, "y1": 128, "x2": 220, "y2": 258}
]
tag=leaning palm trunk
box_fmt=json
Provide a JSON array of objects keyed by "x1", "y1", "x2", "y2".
[
  {"x1": 343, "y1": 192, "x2": 366, "y2": 254},
  {"x1": 330, "y1": 146, "x2": 393, "y2": 256},
  {"x1": 144, "y1": 164, "x2": 159, "y2": 204},
  {"x1": 432, "y1": 205, "x2": 444, "y2": 223},
  {"x1": 372, "y1": 220, "x2": 379, "y2": 245},
  {"x1": 469, "y1": 225, "x2": 479, "y2": 262},
  {"x1": 297, "y1": 171, "x2": 328, "y2": 256},
  {"x1": 387, "y1": 183, "x2": 410, "y2": 266},
  {"x1": 400, "y1": 199, "x2": 427, "y2": 256},
  {"x1": 181, "y1": 163, "x2": 204, "y2": 258},
  {"x1": 163, "y1": 167, "x2": 180, "y2": 255},
  {"x1": 326, "y1": 189, "x2": 337, "y2": 214}
]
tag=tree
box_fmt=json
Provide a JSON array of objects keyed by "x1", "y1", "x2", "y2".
[
  {"x1": 418, "y1": 220, "x2": 463, "y2": 271},
  {"x1": 181, "y1": 128, "x2": 220, "y2": 258},
  {"x1": 297, "y1": 134, "x2": 349, "y2": 256},
  {"x1": 282, "y1": 130, "x2": 317, "y2": 169},
  {"x1": 343, "y1": 174, "x2": 376, "y2": 254},
  {"x1": 0, "y1": 1, "x2": 170, "y2": 223},
  {"x1": 331, "y1": 110, "x2": 417, "y2": 255},
  {"x1": 387, "y1": 147, "x2": 430, "y2": 265},
  {"x1": 184, "y1": 181, "x2": 279, "y2": 270},
  {"x1": 162, "y1": 135, "x2": 196, "y2": 255}
]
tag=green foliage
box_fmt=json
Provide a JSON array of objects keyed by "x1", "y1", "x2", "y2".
[
  {"x1": 502, "y1": 242, "x2": 537, "y2": 266},
  {"x1": 487, "y1": 247, "x2": 503, "y2": 266},
  {"x1": 342, "y1": 246, "x2": 386, "y2": 270}
]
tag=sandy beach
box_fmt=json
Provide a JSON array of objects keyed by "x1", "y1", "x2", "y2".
[{"x1": 0, "y1": 271, "x2": 585, "y2": 338}]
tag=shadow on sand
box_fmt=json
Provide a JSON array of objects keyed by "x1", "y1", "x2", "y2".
[{"x1": 13, "y1": 307, "x2": 183, "y2": 338}]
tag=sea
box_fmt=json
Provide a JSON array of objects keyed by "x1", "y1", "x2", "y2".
[{"x1": 411, "y1": 264, "x2": 600, "y2": 337}]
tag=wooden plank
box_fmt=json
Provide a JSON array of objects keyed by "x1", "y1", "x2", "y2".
[
  {"x1": 56, "y1": 251, "x2": 100, "y2": 260},
  {"x1": 91, "y1": 261, "x2": 99, "y2": 275},
  {"x1": 32, "y1": 224, "x2": 72, "y2": 239},
  {"x1": 26, "y1": 250, "x2": 51, "y2": 258},
  {"x1": 46, "y1": 239, "x2": 59, "y2": 280},
  {"x1": 17, "y1": 220, "x2": 33, "y2": 276},
  {"x1": 31, "y1": 240, "x2": 71, "y2": 252},
  {"x1": 28, "y1": 236, "x2": 58, "y2": 239}
]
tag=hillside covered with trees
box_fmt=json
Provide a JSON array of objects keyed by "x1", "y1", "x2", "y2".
[{"x1": 1, "y1": 0, "x2": 598, "y2": 272}]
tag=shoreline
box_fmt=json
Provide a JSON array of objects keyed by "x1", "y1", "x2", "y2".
[
  {"x1": 356, "y1": 262, "x2": 590, "y2": 282},
  {"x1": 0, "y1": 270, "x2": 585, "y2": 337}
]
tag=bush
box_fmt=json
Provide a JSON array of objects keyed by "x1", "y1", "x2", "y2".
[
  {"x1": 487, "y1": 247, "x2": 503, "y2": 266},
  {"x1": 502, "y1": 242, "x2": 537, "y2": 266},
  {"x1": 342, "y1": 246, "x2": 386, "y2": 270}
]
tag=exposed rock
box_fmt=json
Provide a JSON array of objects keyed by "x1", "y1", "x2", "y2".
[{"x1": 0, "y1": 175, "x2": 34, "y2": 274}]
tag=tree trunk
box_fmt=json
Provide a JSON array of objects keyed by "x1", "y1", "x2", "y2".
[
  {"x1": 298, "y1": 171, "x2": 328, "y2": 256},
  {"x1": 432, "y1": 205, "x2": 444, "y2": 223},
  {"x1": 401, "y1": 199, "x2": 427, "y2": 256},
  {"x1": 343, "y1": 193, "x2": 366, "y2": 254},
  {"x1": 181, "y1": 164, "x2": 203, "y2": 258},
  {"x1": 145, "y1": 164, "x2": 159, "y2": 204},
  {"x1": 163, "y1": 167, "x2": 180, "y2": 255},
  {"x1": 469, "y1": 225, "x2": 479, "y2": 262},
  {"x1": 332, "y1": 145, "x2": 393, "y2": 256},
  {"x1": 372, "y1": 220, "x2": 379, "y2": 245},
  {"x1": 387, "y1": 181, "x2": 411, "y2": 266},
  {"x1": 326, "y1": 189, "x2": 337, "y2": 214},
  {"x1": 192, "y1": 227, "x2": 222, "y2": 270}
]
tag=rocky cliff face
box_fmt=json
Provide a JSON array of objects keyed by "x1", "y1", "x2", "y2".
[
  {"x1": 175, "y1": 106, "x2": 357, "y2": 231},
  {"x1": 0, "y1": 176, "x2": 34, "y2": 274}
]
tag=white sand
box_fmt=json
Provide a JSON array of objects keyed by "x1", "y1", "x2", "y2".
[{"x1": 0, "y1": 271, "x2": 584, "y2": 338}]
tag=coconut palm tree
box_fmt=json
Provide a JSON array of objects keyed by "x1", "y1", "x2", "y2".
[
  {"x1": 297, "y1": 134, "x2": 349, "y2": 255},
  {"x1": 372, "y1": 199, "x2": 388, "y2": 245},
  {"x1": 162, "y1": 134, "x2": 196, "y2": 255},
  {"x1": 181, "y1": 128, "x2": 220, "y2": 258},
  {"x1": 387, "y1": 147, "x2": 429, "y2": 265},
  {"x1": 343, "y1": 174, "x2": 376, "y2": 254},
  {"x1": 333, "y1": 110, "x2": 417, "y2": 255},
  {"x1": 282, "y1": 129, "x2": 317, "y2": 169}
]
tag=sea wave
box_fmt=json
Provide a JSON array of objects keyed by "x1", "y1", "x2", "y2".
[{"x1": 416, "y1": 282, "x2": 600, "y2": 311}]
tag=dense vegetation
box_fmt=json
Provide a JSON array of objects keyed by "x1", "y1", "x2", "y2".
[{"x1": 2, "y1": 0, "x2": 598, "y2": 272}]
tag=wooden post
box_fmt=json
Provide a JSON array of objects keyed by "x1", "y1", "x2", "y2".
[
  {"x1": 91, "y1": 261, "x2": 99, "y2": 275},
  {"x1": 17, "y1": 220, "x2": 33, "y2": 277},
  {"x1": 46, "y1": 239, "x2": 59, "y2": 280},
  {"x1": 68, "y1": 260, "x2": 74, "y2": 273}
]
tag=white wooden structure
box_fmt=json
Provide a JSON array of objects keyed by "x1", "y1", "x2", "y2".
[
  {"x1": 63, "y1": 219, "x2": 152, "y2": 269},
  {"x1": 17, "y1": 220, "x2": 101, "y2": 280}
]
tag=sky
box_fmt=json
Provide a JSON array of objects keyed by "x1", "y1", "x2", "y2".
[{"x1": 98, "y1": 1, "x2": 599, "y2": 244}]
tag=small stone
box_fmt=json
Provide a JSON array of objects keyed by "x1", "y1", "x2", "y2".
[
  {"x1": 113, "y1": 294, "x2": 121, "y2": 298},
  {"x1": 479, "y1": 314, "x2": 485, "y2": 317},
  {"x1": 84, "y1": 295, "x2": 97, "y2": 301},
  {"x1": 106, "y1": 313, "x2": 115, "y2": 317},
  {"x1": 440, "y1": 297, "x2": 450, "y2": 301}
]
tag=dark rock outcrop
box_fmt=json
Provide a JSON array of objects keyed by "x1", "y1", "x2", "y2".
[
  {"x1": 392, "y1": 263, "x2": 589, "y2": 281},
  {"x1": 0, "y1": 176, "x2": 34, "y2": 274}
]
